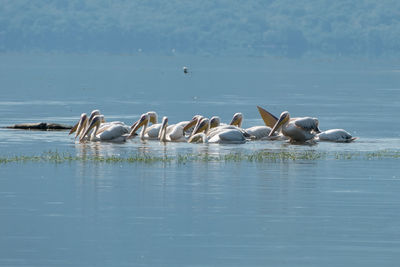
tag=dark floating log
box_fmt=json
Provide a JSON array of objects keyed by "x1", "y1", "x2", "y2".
[{"x1": 5, "y1": 122, "x2": 73, "y2": 131}]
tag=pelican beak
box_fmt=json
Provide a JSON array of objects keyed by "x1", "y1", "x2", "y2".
[
  {"x1": 75, "y1": 115, "x2": 88, "y2": 139},
  {"x1": 158, "y1": 117, "x2": 168, "y2": 140},
  {"x1": 127, "y1": 121, "x2": 138, "y2": 138},
  {"x1": 130, "y1": 121, "x2": 137, "y2": 130},
  {"x1": 80, "y1": 116, "x2": 100, "y2": 142},
  {"x1": 128, "y1": 116, "x2": 148, "y2": 138},
  {"x1": 188, "y1": 135, "x2": 196, "y2": 143},
  {"x1": 69, "y1": 122, "x2": 79, "y2": 135},
  {"x1": 269, "y1": 114, "x2": 287, "y2": 137},
  {"x1": 192, "y1": 119, "x2": 208, "y2": 135},
  {"x1": 257, "y1": 106, "x2": 278, "y2": 128},
  {"x1": 69, "y1": 113, "x2": 87, "y2": 135},
  {"x1": 183, "y1": 117, "x2": 198, "y2": 132}
]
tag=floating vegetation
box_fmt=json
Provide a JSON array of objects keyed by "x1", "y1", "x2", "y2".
[{"x1": 0, "y1": 150, "x2": 400, "y2": 165}]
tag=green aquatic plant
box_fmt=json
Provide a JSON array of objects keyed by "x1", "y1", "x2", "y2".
[
  {"x1": 0, "y1": 150, "x2": 399, "y2": 165},
  {"x1": 365, "y1": 150, "x2": 400, "y2": 159}
]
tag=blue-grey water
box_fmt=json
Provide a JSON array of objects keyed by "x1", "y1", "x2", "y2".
[{"x1": 1, "y1": 54, "x2": 400, "y2": 266}]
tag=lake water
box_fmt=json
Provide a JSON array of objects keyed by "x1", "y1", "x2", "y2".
[{"x1": 0, "y1": 53, "x2": 400, "y2": 266}]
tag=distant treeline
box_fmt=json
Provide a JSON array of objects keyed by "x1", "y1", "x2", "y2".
[{"x1": 1, "y1": 0, "x2": 400, "y2": 58}]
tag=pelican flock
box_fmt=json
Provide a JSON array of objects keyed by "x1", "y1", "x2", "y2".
[{"x1": 69, "y1": 106, "x2": 357, "y2": 144}]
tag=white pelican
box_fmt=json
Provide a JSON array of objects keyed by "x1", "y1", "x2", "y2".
[
  {"x1": 206, "y1": 113, "x2": 256, "y2": 139},
  {"x1": 204, "y1": 113, "x2": 241, "y2": 132},
  {"x1": 97, "y1": 119, "x2": 130, "y2": 134},
  {"x1": 131, "y1": 112, "x2": 194, "y2": 140},
  {"x1": 186, "y1": 112, "x2": 241, "y2": 135},
  {"x1": 208, "y1": 113, "x2": 241, "y2": 128},
  {"x1": 129, "y1": 113, "x2": 150, "y2": 140},
  {"x1": 69, "y1": 113, "x2": 85, "y2": 136},
  {"x1": 73, "y1": 111, "x2": 131, "y2": 141},
  {"x1": 209, "y1": 114, "x2": 240, "y2": 128},
  {"x1": 71, "y1": 110, "x2": 104, "y2": 140},
  {"x1": 86, "y1": 113, "x2": 131, "y2": 136},
  {"x1": 79, "y1": 115, "x2": 130, "y2": 142},
  {"x1": 69, "y1": 109, "x2": 100, "y2": 136},
  {"x1": 183, "y1": 115, "x2": 204, "y2": 137},
  {"x1": 316, "y1": 129, "x2": 357, "y2": 142},
  {"x1": 189, "y1": 129, "x2": 247, "y2": 144},
  {"x1": 249, "y1": 106, "x2": 283, "y2": 140},
  {"x1": 188, "y1": 118, "x2": 247, "y2": 144},
  {"x1": 207, "y1": 125, "x2": 252, "y2": 140},
  {"x1": 132, "y1": 111, "x2": 162, "y2": 139},
  {"x1": 269, "y1": 111, "x2": 320, "y2": 142},
  {"x1": 158, "y1": 117, "x2": 187, "y2": 142},
  {"x1": 245, "y1": 126, "x2": 275, "y2": 140},
  {"x1": 219, "y1": 109, "x2": 275, "y2": 140},
  {"x1": 70, "y1": 113, "x2": 88, "y2": 139},
  {"x1": 87, "y1": 109, "x2": 101, "y2": 123}
]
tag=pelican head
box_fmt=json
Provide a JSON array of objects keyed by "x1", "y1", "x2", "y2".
[
  {"x1": 230, "y1": 113, "x2": 243, "y2": 128},
  {"x1": 158, "y1": 116, "x2": 168, "y2": 141},
  {"x1": 269, "y1": 111, "x2": 290, "y2": 137},
  {"x1": 146, "y1": 111, "x2": 158, "y2": 124},
  {"x1": 74, "y1": 113, "x2": 88, "y2": 139},
  {"x1": 209, "y1": 116, "x2": 220, "y2": 129},
  {"x1": 192, "y1": 118, "x2": 210, "y2": 135},
  {"x1": 80, "y1": 114, "x2": 101, "y2": 142},
  {"x1": 183, "y1": 114, "x2": 203, "y2": 132},
  {"x1": 128, "y1": 113, "x2": 149, "y2": 138},
  {"x1": 188, "y1": 133, "x2": 208, "y2": 143},
  {"x1": 69, "y1": 112, "x2": 87, "y2": 135},
  {"x1": 88, "y1": 110, "x2": 101, "y2": 123}
]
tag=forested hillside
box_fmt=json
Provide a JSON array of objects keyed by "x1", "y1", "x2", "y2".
[{"x1": 1, "y1": 0, "x2": 400, "y2": 58}]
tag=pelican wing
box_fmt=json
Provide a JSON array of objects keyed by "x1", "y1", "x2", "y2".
[
  {"x1": 257, "y1": 106, "x2": 278, "y2": 128},
  {"x1": 145, "y1": 123, "x2": 162, "y2": 139},
  {"x1": 294, "y1": 117, "x2": 318, "y2": 131},
  {"x1": 209, "y1": 129, "x2": 246, "y2": 144},
  {"x1": 98, "y1": 125, "x2": 128, "y2": 141},
  {"x1": 98, "y1": 122, "x2": 130, "y2": 135},
  {"x1": 166, "y1": 125, "x2": 185, "y2": 141},
  {"x1": 207, "y1": 125, "x2": 235, "y2": 139},
  {"x1": 245, "y1": 126, "x2": 272, "y2": 139}
]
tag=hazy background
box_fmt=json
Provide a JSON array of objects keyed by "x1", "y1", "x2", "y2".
[
  {"x1": 1, "y1": 0, "x2": 400, "y2": 58},
  {"x1": 2, "y1": 3, "x2": 400, "y2": 266}
]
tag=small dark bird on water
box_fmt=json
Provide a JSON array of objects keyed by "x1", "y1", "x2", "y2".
[{"x1": 183, "y1": 66, "x2": 188, "y2": 74}]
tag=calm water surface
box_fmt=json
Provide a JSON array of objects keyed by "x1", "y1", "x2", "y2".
[{"x1": 0, "y1": 54, "x2": 400, "y2": 266}]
